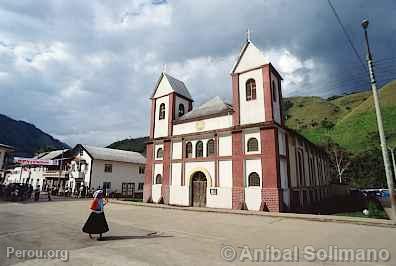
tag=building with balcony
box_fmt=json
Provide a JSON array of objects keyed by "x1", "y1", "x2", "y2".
[{"x1": 67, "y1": 145, "x2": 146, "y2": 198}]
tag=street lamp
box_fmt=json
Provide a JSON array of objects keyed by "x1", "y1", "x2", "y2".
[{"x1": 361, "y1": 19, "x2": 396, "y2": 218}]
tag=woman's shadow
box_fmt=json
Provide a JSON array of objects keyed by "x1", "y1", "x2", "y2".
[{"x1": 98, "y1": 232, "x2": 172, "y2": 241}]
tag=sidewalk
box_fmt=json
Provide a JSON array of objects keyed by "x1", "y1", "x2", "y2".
[{"x1": 111, "y1": 199, "x2": 396, "y2": 228}]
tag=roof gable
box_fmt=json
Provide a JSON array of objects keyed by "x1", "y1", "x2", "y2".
[
  {"x1": 231, "y1": 41, "x2": 267, "y2": 74},
  {"x1": 151, "y1": 73, "x2": 193, "y2": 100}
]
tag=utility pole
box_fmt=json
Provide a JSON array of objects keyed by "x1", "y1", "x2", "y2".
[
  {"x1": 389, "y1": 147, "x2": 396, "y2": 182},
  {"x1": 361, "y1": 19, "x2": 396, "y2": 218}
]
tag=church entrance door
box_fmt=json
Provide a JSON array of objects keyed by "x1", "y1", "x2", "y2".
[{"x1": 191, "y1": 171, "x2": 207, "y2": 207}]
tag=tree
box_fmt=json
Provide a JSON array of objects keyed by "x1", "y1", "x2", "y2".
[{"x1": 325, "y1": 142, "x2": 351, "y2": 184}]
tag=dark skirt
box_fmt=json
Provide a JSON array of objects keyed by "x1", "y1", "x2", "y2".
[{"x1": 82, "y1": 212, "x2": 109, "y2": 234}]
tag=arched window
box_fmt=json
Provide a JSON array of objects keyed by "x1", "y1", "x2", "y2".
[
  {"x1": 247, "y1": 138, "x2": 259, "y2": 152},
  {"x1": 156, "y1": 148, "x2": 163, "y2": 159},
  {"x1": 272, "y1": 80, "x2": 277, "y2": 102},
  {"x1": 195, "y1": 141, "x2": 203, "y2": 158},
  {"x1": 178, "y1": 104, "x2": 185, "y2": 117},
  {"x1": 248, "y1": 172, "x2": 260, "y2": 186},
  {"x1": 159, "y1": 103, "x2": 165, "y2": 120},
  {"x1": 155, "y1": 174, "x2": 162, "y2": 184},
  {"x1": 186, "y1": 142, "x2": 193, "y2": 158},
  {"x1": 246, "y1": 79, "x2": 256, "y2": 101},
  {"x1": 207, "y1": 139, "x2": 215, "y2": 156}
]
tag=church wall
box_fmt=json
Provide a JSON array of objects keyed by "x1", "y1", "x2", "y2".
[
  {"x1": 244, "y1": 159, "x2": 262, "y2": 211},
  {"x1": 218, "y1": 160, "x2": 233, "y2": 187},
  {"x1": 243, "y1": 129, "x2": 261, "y2": 154},
  {"x1": 184, "y1": 161, "x2": 215, "y2": 187},
  {"x1": 152, "y1": 184, "x2": 162, "y2": 203},
  {"x1": 172, "y1": 141, "x2": 182, "y2": 160},
  {"x1": 271, "y1": 72, "x2": 282, "y2": 125},
  {"x1": 173, "y1": 115, "x2": 232, "y2": 136},
  {"x1": 169, "y1": 185, "x2": 190, "y2": 206},
  {"x1": 218, "y1": 133, "x2": 232, "y2": 156},
  {"x1": 207, "y1": 187, "x2": 232, "y2": 209},
  {"x1": 154, "y1": 144, "x2": 164, "y2": 160},
  {"x1": 239, "y1": 69, "x2": 266, "y2": 125},
  {"x1": 153, "y1": 76, "x2": 172, "y2": 98},
  {"x1": 175, "y1": 96, "x2": 191, "y2": 119},
  {"x1": 154, "y1": 96, "x2": 169, "y2": 138},
  {"x1": 171, "y1": 163, "x2": 182, "y2": 186}
]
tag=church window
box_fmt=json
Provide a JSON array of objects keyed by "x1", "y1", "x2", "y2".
[
  {"x1": 272, "y1": 80, "x2": 277, "y2": 102},
  {"x1": 246, "y1": 79, "x2": 256, "y2": 101},
  {"x1": 247, "y1": 138, "x2": 259, "y2": 152},
  {"x1": 186, "y1": 142, "x2": 193, "y2": 158},
  {"x1": 195, "y1": 141, "x2": 203, "y2": 158},
  {"x1": 155, "y1": 174, "x2": 162, "y2": 184},
  {"x1": 178, "y1": 104, "x2": 185, "y2": 117},
  {"x1": 159, "y1": 103, "x2": 166, "y2": 120},
  {"x1": 207, "y1": 139, "x2": 215, "y2": 156},
  {"x1": 248, "y1": 172, "x2": 260, "y2": 186},
  {"x1": 156, "y1": 148, "x2": 163, "y2": 159}
]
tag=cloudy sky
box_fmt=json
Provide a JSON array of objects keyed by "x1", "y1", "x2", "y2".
[{"x1": 0, "y1": 0, "x2": 395, "y2": 147}]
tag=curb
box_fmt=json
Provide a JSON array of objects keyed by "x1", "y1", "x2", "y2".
[{"x1": 110, "y1": 200, "x2": 396, "y2": 228}]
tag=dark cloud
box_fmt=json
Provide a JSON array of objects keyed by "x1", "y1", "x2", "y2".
[{"x1": 0, "y1": 0, "x2": 394, "y2": 146}]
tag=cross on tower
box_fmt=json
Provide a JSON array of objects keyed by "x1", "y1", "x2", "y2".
[
  {"x1": 163, "y1": 64, "x2": 167, "y2": 73},
  {"x1": 246, "y1": 29, "x2": 251, "y2": 42}
]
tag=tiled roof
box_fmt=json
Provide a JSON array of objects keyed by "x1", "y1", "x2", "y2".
[{"x1": 163, "y1": 73, "x2": 193, "y2": 100}]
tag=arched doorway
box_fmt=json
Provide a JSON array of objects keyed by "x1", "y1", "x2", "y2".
[{"x1": 191, "y1": 171, "x2": 207, "y2": 207}]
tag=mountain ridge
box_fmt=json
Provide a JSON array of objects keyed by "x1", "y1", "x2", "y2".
[{"x1": 0, "y1": 113, "x2": 69, "y2": 157}]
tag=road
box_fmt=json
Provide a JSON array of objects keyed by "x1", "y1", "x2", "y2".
[{"x1": 0, "y1": 200, "x2": 395, "y2": 266}]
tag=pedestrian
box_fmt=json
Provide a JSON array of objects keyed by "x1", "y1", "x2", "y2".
[
  {"x1": 47, "y1": 186, "x2": 52, "y2": 201},
  {"x1": 79, "y1": 185, "x2": 84, "y2": 198},
  {"x1": 34, "y1": 185, "x2": 40, "y2": 201},
  {"x1": 82, "y1": 190, "x2": 109, "y2": 240}
]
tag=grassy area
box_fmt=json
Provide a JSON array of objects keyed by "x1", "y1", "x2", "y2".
[
  {"x1": 284, "y1": 80, "x2": 396, "y2": 153},
  {"x1": 334, "y1": 201, "x2": 389, "y2": 220}
]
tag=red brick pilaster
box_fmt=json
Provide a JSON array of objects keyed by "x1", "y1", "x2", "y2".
[
  {"x1": 144, "y1": 142, "x2": 154, "y2": 202},
  {"x1": 162, "y1": 140, "x2": 171, "y2": 204},
  {"x1": 149, "y1": 100, "x2": 156, "y2": 138},
  {"x1": 232, "y1": 74, "x2": 240, "y2": 126},
  {"x1": 262, "y1": 65, "x2": 273, "y2": 122},
  {"x1": 168, "y1": 93, "x2": 175, "y2": 137},
  {"x1": 232, "y1": 130, "x2": 244, "y2": 209},
  {"x1": 260, "y1": 127, "x2": 282, "y2": 212}
]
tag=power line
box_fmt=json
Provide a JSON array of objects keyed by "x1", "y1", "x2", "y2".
[{"x1": 327, "y1": 0, "x2": 368, "y2": 74}]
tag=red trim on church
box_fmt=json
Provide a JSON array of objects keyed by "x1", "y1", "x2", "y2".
[
  {"x1": 232, "y1": 74, "x2": 240, "y2": 126},
  {"x1": 143, "y1": 143, "x2": 153, "y2": 202}
]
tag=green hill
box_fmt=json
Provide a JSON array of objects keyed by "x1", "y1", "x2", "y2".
[
  {"x1": 284, "y1": 80, "x2": 396, "y2": 153},
  {"x1": 0, "y1": 113, "x2": 70, "y2": 157},
  {"x1": 106, "y1": 137, "x2": 149, "y2": 155}
]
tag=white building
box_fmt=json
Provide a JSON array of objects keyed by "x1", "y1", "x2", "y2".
[
  {"x1": 144, "y1": 38, "x2": 332, "y2": 212},
  {"x1": 0, "y1": 143, "x2": 14, "y2": 181},
  {"x1": 4, "y1": 150, "x2": 67, "y2": 190},
  {"x1": 67, "y1": 145, "x2": 146, "y2": 197}
]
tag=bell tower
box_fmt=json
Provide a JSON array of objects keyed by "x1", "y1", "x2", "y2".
[{"x1": 230, "y1": 33, "x2": 284, "y2": 127}]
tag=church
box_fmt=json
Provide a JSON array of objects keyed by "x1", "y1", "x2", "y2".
[{"x1": 144, "y1": 37, "x2": 332, "y2": 212}]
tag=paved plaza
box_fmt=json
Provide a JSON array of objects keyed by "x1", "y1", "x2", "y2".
[{"x1": 0, "y1": 200, "x2": 395, "y2": 265}]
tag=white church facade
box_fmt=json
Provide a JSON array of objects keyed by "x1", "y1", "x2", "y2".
[{"x1": 144, "y1": 39, "x2": 332, "y2": 212}]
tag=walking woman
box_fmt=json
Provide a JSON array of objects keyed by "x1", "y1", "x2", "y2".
[{"x1": 82, "y1": 189, "x2": 109, "y2": 240}]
